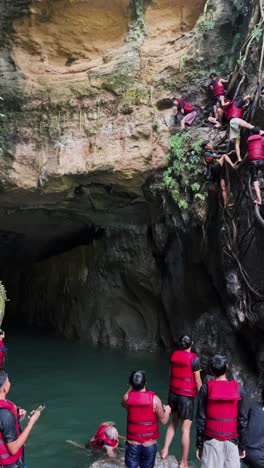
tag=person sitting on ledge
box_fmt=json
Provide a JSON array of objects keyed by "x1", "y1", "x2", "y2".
[
  {"x1": 172, "y1": 97, "x2": 197, "y2": 131},
  {"x1": 89, "y1": 421, "x2": 119, "y2": 458}
]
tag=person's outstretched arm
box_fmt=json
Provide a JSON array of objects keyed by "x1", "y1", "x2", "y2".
[{"x1": 7, "y1": 410, "x2": 41, "y2": 455}]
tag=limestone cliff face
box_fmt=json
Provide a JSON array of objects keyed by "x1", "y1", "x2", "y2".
[{"x1": 0, "y1": 0, "x2": 262, "y2": 387}]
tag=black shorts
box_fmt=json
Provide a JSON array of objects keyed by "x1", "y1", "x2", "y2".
[
  {"x1": 250, "y1": 161, "x2": 264, "y2": 182},
  {"x1": 168, "y1": 392, "x2": 194, "y2": 420},
  {"x1": 209, "y1": 162, "x2": 225, "y2": 182},
  {"x1": 213, "y1": 95, "x2": 224, "y2": 105}
]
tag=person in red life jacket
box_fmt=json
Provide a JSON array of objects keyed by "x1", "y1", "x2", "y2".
[
  {"x1": 172, "y1": 98, "x2": 197, "y2": 131},
  {"x1": 196, "y1": 354, "x2": 248, "y2": 468},
  {"x1": 247, "y1": 127, "x2": 264, "y2": 205},
  {"x1": 0, "y1": 331, "x2": 7, "y2": 369},
  {"x1": 161, "y1": 335, "x2": 202, "y2": 468},
  {"x1": 222, "y1": 95, "x2": 254, "y2": 161},
  {"x1": 209, "y1": 73, "x2": 229, "y2": 118},
  {"x1": 201, "y1": 140, "x2": 236, "y2": 208},
  {"x1": 244, "y1": 388, "x2": 264, "y2": 468},
  {"x1": 122, "y1": 370, "x2": 171, "y2": 468},
  {"x1": 0, "y1": 369, "x2": 41, "y2": 468},
  {"x1": 89, "y1": 421, "x2": 119, "y2": 458}
]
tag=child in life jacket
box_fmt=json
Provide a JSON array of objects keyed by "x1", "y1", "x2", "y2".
[
  {"x1": 172, "y1": 97, "x2": 197, "y2": 130},
  {"x1": 89, "y1": 421, "x2": 119, "y2": 458}
]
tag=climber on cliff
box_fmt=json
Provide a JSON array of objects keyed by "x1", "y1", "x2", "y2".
[
  {"x1": 247, "y1": 127, "x2": 264, "y2": 205},
  {"x1": 196, "y1": 354, "x2": 248, "y2": 468},
  {"x1": 209, "y1": 72, "x2": 229, "y2": 118},
  {"x1": 0, "y1": 330, "x2": 7, "y2": 369},
  {"x1": 161, "y1": 335, "x2": 202, "y2": 468},
  {"x1": 201, "y1": 140, "x2": 236, "y2": 208},
  {"x1": 172, "y1": 98, "x2": 197, "y2": 131},
  {"x1": 222, "y1": 95, "x2": 254, "y2": 161},
  {"x1": 122, "y1": 370, "x2": 171, "y2": 468},
  {"x1": 89, "y1": 421, "x2": 119, "y2": 458}
]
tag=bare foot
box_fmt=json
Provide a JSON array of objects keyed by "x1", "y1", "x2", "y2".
[
  {"x1": 179, "y1": 462, "x2": 188, "y2": 468},
  {"x1": 161, "y1": 448, "x2": 169, "y2": 459},
  {"x1": 254, "y1": 199, "x2": 262, "y2": 205}
]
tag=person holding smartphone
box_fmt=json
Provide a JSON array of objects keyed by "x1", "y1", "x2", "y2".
[{"x1": 0, "y1": 369, "x2": 42, "y2": 468}]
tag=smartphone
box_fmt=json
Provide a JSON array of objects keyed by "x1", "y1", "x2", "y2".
[{"x1": 35, "y1": 404, "x2": 46, "y2": 413}]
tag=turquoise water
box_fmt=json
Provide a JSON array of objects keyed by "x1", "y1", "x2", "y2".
[{"x1": 6, "y1": 331, "x2": 198, "y2": 467}]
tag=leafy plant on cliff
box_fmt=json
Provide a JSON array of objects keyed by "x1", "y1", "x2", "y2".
[{"x1": 163, "y1": 132, "x2": 205, "y2": 209}]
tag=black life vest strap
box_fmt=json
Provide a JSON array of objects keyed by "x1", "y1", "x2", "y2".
[
  {"x1": 170, "y1": 386, "x2": 194, "y2": 393},
  {"x1": 207, "y1": 416, "x2": 237, "y2": 423},
  {"x1": 127, "y1": 430, "x2": 159, "y2": 438},
  {"x1": 206, "y1": 427, "x2": 237, "y2": 437}
]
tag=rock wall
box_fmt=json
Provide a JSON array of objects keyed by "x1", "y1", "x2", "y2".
[{"x1": 0, "y1": 0, "x2": 262, "y2": 389}]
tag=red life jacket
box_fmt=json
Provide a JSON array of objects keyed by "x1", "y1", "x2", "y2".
[
  {"x1": 169, "y1": 350, "x2": 197, "y2": 397},
  {"x1": 227, "y1": 100, "x2": 243, "y2": 120},
  {"x1": 212, "y1": 80, "x2": 225, "y2": 97},
  {"x1": 127, "y1": 391, "x2": 160, "y2": 443},
  {"x1": 0, "y1": 341, "x2": 7, "y2": 369},
  {"x1": 0, "y1": 400, "x2": 23, "y2": 465},
  {"x1": 90, "y1": 423, "x2": 118, "y2": 449},
  {"x1": 247, "y1": 135, "x2": 264, "y2": 161},
  {"x1": 177, "y1": 99, "x2": 194, "y2": 114},
  {"x1": 204, "y1": 380, "x2": 240, "y2": 441}
]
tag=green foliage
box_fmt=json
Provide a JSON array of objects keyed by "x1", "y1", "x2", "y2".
[
  {"x1": 251, "y1": 24, "x2": 264, "y2": 43},
  {"x1": 203, "y1": 19, "x2": 215, "y2": 30},
  {"x1": 179, "y1": 55, "x2": 187, "y2": 72},
  {"x1": 163, "y1": 132, "x2": 205, "y2": 209}
]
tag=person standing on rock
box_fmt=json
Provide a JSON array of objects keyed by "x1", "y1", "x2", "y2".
[
  {"x1": 122, "y1": 370, "x2": 171, "y2": 468},
  {"x1": 0, "y1": 369, "x2": 42, "y2": 468},
  {"x1": 161, "y1": 335, "x2": 202, "y2": 468},
  {"x1": 196, "y1": 354, "x2": 247, "y2": 468},
  {"x1": 0, "y1": 330, "x2": 7, "y2": 369},
  {"x1": 172, "y1": 98, "x2": 197, "y2": 131},
  {"x1": 209, "y1": 73, "x2": 229, "y2": 118},
  {"x1": 244, "y1": 388, "x2": 264, "y2": 467}
]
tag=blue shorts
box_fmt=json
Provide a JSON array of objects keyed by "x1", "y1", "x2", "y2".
[{"x1": 125, "y1": 442, "x2": 157, "y2": 468}]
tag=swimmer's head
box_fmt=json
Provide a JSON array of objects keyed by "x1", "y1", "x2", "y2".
[{"x1": 105, "y1": 426, "x2": 118, "y2": 441}]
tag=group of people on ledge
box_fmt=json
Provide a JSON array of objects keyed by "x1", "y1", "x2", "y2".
[
  {"x1": 91, "y1": 335, "x2": 264, "y2": 468},
  {"x1": 172, "y1": 73, "x2": 264, "y2": 207}
]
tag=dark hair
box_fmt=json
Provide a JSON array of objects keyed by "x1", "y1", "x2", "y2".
[
  {"x1": 129, "y1": 370, "x2": 146, "y2": 391},
  {"x1": 210, "y1": 354, "x2": 228, "y2": 377},
  {"x1": 179, "y1": 335, "x2": 192, "y2": 350},
  {"x1": 0, "y1": 370, "x2": 7, "y2": 388},
  {"x1": 0, "y1": 330, "x2": 4, "y2": 335},
  {"x1": 172, "y1": 97, "x2": 179, "y2": 102},
  {"x1": 251, "y1": 126, "x2": 261, "y2": 135},
  {"x1": 201, "y1": 140, "x2": 209, "y2": 150},
  {"x1": 210, "y1": 73, "x2": 217, "y2": 79}
]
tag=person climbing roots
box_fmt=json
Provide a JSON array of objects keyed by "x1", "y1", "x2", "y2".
[
  {"x1": 201, "y1": 140, "x2": 236, "y2": 208},
  {"x1": 209, "y1": 73, "x2": 229, "y2": 118},
  {"x1": 247, "y1": 127, "x2": 264, "y2": 205},
  {"x1": 161, "y1": 335, "x2": 202, "y2": 468},
  {"x1": 222, "y1": 95, "x2": 253, "y2": 161}
]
